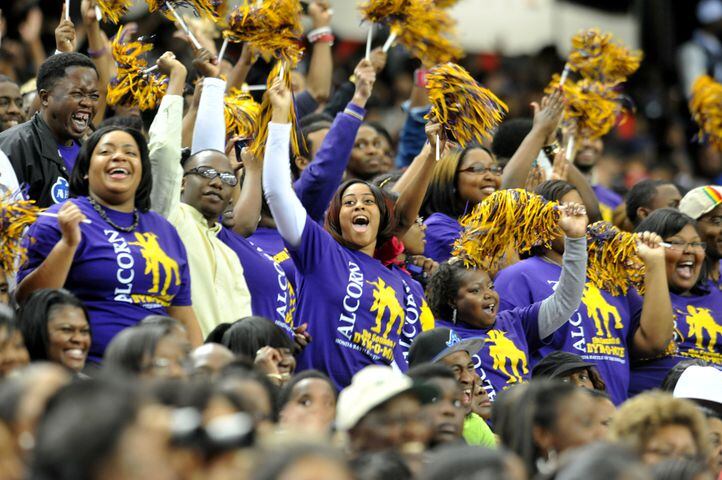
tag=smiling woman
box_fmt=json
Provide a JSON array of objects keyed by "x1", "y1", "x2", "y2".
[{"x1": 16, "y1": 125, "x2": 202, "y2": 362}]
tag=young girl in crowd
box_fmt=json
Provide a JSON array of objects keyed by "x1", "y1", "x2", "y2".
[
  {"x1": 425, "y1": 199, "x2": 589, "y2": 399},
  {"x1": 630, "y1": 208, "x2": 722, "y2": 394},
  {"x1": 18, "y1": 288, "x2": 90, "y2": 374},
  {"x1": 277, "y1": 369, "x2": 337, "y2": 436},
  {"x1": 0, "y1": 305, "x2": 29, "y2": 377},
  {"x1": 17, "y1": 125, "x2": 201, "y2": 361},
  {"x1": 494, "y1": 180, "x2": 672, "y2": 404}
]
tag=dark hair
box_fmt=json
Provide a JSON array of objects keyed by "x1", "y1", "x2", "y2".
[
  {"x1": 17, "y1": 289, "x2": 89, "y2": 361},
  {"x1": 220, "y1": 317, "x2": 295, "y2": 359},
  {"x1": 650, "y1": 458, "x2": 711, "y2": 480},
  {"x1": 535, "y1": 179, "x2": 578, "y2": 203},
  {"x1": 140, "y1": 314, "x2": 184, "y2": 331},
  {"x1": 367, "y1": 122, "x2": 393, "y2": 149},
  {"x1": 31, "y1": 379, "x2": 138, "y2": 480},
  {"x1": 220, "y1": 361, "x2": 279, "y2": 422},
  {"x1": 205, "y1": 322, "x2": 232, "y2": 344},
  {"x1": 491, "y1": 383, "x2": 528, "y2": 451},
  {"x1": 324, "y1": 179, "x2": 397, "y2": 249},
  {"x1": 36, "y1": 52, "x2": 97, "y2": 93},
  {"x1": 253, "y1": 444, "x2": 349, "y2": 480},
  {"x1": 407, "y1": 363, "x2": 458, "y2": 383},
  {"x1": 69, "y1": 125, "x2": 153, "y2": 212},
  {"x1": 626, "y1": 179, "x2": 667, "y2": 226},
  {"x1": 492, "y1": 118, "x2": 534, "y2": 164},
  {"x1": 501, "y1": 379, "x2": 585, "y2": 476},
  {"x1": 635, "y1": 209, "x2": 706, "y2": 293},
  {"x1": 660, "y1": 359, "x2": 709, "y2": 392},
  {"x1": 371, "y1": 171, "x2": 402, "y2": 194},
  {"x1": 0, "y1": 303, "x2": 19, "y2": 348},
  {"x1": 351, "y1": 451, "x2": 413, "y2": 480},
  {"x1": 555, "y1": 442, "x2": 648, "y2": 480},
  {"x1": 418, "y1": 445, "x2": 516, "y2": 480},
  {"x1": 277, "y1": 370, "x2": 336, "y2": 410},
  {"x1": 292, "y1": 115, "x2": 333, "y2": 177},
  {"x1": 426, "y1": 260, "x2": 474, "y2": 321},
  {"x1": 99, "y1": 114, "x2": 145, "y2": 133},
  {"x1": 103, "y1": 324, "x2": 172, "y2": 376}
]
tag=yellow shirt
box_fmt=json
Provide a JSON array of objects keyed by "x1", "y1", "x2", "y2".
[{"x1": 168, "y1": 203, "x2": 252, "y2": 336}]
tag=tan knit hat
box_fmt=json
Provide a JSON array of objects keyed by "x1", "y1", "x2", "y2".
[{"x1": 678, "y1": 186, "x2": 722, "y2": 219}]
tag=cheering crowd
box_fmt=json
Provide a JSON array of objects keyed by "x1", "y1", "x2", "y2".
[{"x1": 0, "y1": 0, "x2": 721, "y2": 479}]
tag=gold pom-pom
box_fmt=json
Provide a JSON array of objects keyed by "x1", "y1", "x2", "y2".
[
  {"x1": 567, "y1": 28, "x2": 642, "y2": 84},
  {"x1": 0, "y1": 191, "x2": 40, "y2": 275},
  {"x1": 586, "y1": 221, "x2": 644, "y2": 295},
  {"x1": 97, "y1": 0, "x2": 133, "y2": 23},
  {"x1": 434, "y1": 0, "x2": 459, "y2": 6},
  {"x1": 545, "y1": 74, "x2": 622, "y2": 140},
  {"x1": 689, "y1": 75, "x2": 722, "y2": 150},
  {"x1": 425, "y1": 62, "x2": 508, "y2": 146},
  {"x1": 393, "y1": 0, "x2": 463, "y2": 67},
  {"x1": 191, "y1": 0, "x2": 225, "y2": 21},
  {"x1": 225, "y1": 0, "x2": 304, "y2": 66},
  {"x1": 359, "y1": 0, "x2": 410, "y2": 24},
  {"x1": 224, "y1": 88, "x2": 261, "y2": 139},
  {"x1": 452, "y1": 189, "x2": 561, "y2": 273},
  {"x1": 249, "y1": 62, "x2": 305, "y2": 159},
  {"x1": 107, "y1": 27, "x2": 168, "y2": 111}
]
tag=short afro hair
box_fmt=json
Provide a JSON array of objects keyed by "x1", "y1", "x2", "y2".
[
  {"x1": 37, "y1": 52, "x2": 97, "y2": 93},
  {"x1": 492, "y1": 118, "x2": 533, "y2": 163}
]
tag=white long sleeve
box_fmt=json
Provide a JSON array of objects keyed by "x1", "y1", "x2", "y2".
[
  {"x1": 262, "y1": 122, "x2": 307, "y2": 247},
  {"x1": 148, "y1": 94, "x2": 184, "y2": 218},
  {"x1": 191, "y1": 77, "x2": 227, "y2": 154}
]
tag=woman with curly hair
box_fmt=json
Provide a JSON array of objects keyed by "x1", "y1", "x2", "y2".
[{"x1": 610, "y1": 391, "x2": 711, "y2": 465}]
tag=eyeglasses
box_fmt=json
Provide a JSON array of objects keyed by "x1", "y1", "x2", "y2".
[
  {"x1": 184, "y1": 166, "x2": 238, "y2": 187},
  {"x1": 458, "y1": 164, "x2": 503, "y2": 175},
  {"x1": 664, "y1": 240, "x2": 707, "y2": 252}
]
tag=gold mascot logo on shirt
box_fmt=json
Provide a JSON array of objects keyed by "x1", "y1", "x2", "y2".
[
  {"x1": 684, "y1": 306, "x2": 722, "y2": 354},
  {"x1": 419, "y1": 299, "x2": 436, "y2": 332},
  {"x1": 369, "y1": 278, "x2": 405, "y2": 337},
  {"x1": 582, "y1": 284, "x2": 622, "y2": 338},
  {"x1": 128, "y1": 232, "x2": 181, "y2": 300},
  {"x1": 486, "y1": 330, "x2": 528, "y2": 385}
]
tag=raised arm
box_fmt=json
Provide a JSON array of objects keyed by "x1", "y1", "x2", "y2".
[
  {"x1": 501, "y1": 89, "x2": 563, "y2": 191},
  {"x1": 263, "y1": 78, "x2": 307, "y2": 248},
  {"x1": 231, "y1": 147, "x2": 263, "y2": 237},
  {"x1": 190, "y1": 49, "x2": 225, "y2": 154},
  {"x1": 304, "y1": 0, "x2": 333, "y2": 104},
  {"x1": 15, "y1": 202, "x2": 85, "y2": 303},
  {"x1": 537, "y1": 203, "x2": 588, "y2": 339},
  {"x1": 81, "y1": 0, "x2": 111, "y2": 125},
  {"x1": 395, "y1": 78, "x2": 431, "y2": 168},
  {"x1": 19, "y1": 8, "x2": 46, "y2": 72},
  {"x1": 148, "y1": 52, "x2": 187, "y2": 217},
  {"x1": 226, "y1": 42, "x2": 258, "y2": 92},
  {"x1": 294, "y1": 58, "x2": 375, "y2": 221},
  {"x1": 631, "y1": 232, "x2": 674, "y2": 357}
]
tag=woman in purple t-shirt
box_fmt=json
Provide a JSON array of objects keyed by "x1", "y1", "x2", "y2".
[
  {"x1": 630, "y1": 208, "x2": 722, "y2": 394},
  {"x1": 17, "y1": 126, "x2": 201, "y2": 361},
  {"x1": 421, "y1": 146, "x2": 503, "y2": 263}
]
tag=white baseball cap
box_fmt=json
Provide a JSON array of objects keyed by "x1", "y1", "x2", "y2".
[
  {"x1": 678, "y1": 185, "x2": 722, "y2": 219},
  {"x1": 673, "y1": 365, "x2": 722, "y2": 405},
  {"x1": 335, "y1": 365, "x2": 438, "y2": 431}
]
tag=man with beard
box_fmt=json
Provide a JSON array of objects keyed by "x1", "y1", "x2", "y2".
[{"x1": 0, "y1": 53, "x2": 98, "y2": 207}]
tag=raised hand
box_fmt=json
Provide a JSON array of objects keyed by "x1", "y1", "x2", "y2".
[
  {"x1": 80, "y1": 0, "x2": 99, "y2": 26},
  {"x1": 636, "y1": 231, "x2": 666, "y2": 266},
  {"x1": 191, "y1": 47, "x2": 220, "y2": 78},
  {"x1": 531, "y1": 87, "x2": 564, "y2": 144},
  {"x1": 557, "y1": 202, "x2": 588, "y2": 239},
  {"x1": 425, "y1": 121, "x2": 447, "y2": 156},
  {"x1": 551, "y1": 149, "x2": 569, "y2": 181},
  {"x1": 55, "y1": 4, "x2": 77, "y2": 53},
  {"x1": 369, "y1": 47, "x2": 388, "y2": 73},
  {"x1": 57, "y1": 201, "x2": 86, "y2": 248},
  {"x1": 308, "y1": 0, "x2": 332, "y2": 28},
  {"x1": 156, "y1": 51, "x2": 186, "y2": 77},
  {"x1": 351, "y1": 58, "x2": 376, "y2": 108},
  {"x1": 19, "y1": 7, "x2": 43, "y2": 43},
  {"x1": 269, "y1": 76, "x2": 292, "y2": 123}
]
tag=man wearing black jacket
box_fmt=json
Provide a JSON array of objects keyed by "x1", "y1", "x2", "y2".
[{"x1": 0, "y1": 53, "x2": 98, "y2": 207}]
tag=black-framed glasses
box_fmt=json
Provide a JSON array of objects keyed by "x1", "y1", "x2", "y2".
[
  {"x1": 664, "y1": 240, "x2": 707, "y2": 252},
  {"x1": 458, "y1": 164, "x2": 503, "y2": 175},
  {"x1": 184, "y1": 166, "x2": 238, "y2": 187}
]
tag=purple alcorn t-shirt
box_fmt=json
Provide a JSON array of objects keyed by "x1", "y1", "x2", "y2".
[
  {"x1": 495, "y1": 256, "x2": 642, "y2": 405},
  {"x1": 436, "y1": 302, "x2": 543, "y2": 402},
  {"x1": 630, "y1": 286, "x2": 722, "y2": 394},
  {"x1": 289, "y1": 217, "x2": 411, "y2": 390},
  {"x1": 19, "y1": 196, "x2": 191, "y2": 362},
  {"x1": 247, "y1": 227, "x2": 297, "y2": 289},
  {"x1": 423, "y1": 212, "x2": 463, "y2": 263},
  {"x1": 217, "y1": 228, "x2": 296, "y2": 337},
  {"x1": 392, "y1": 265, "x2": 436, "y2": 368},
  {"x1": 57, "y1": 141, "x2": 80, "y2": 173},
  {"x1": 593, "y1": 184, "x2": 623, "y2": 223}
]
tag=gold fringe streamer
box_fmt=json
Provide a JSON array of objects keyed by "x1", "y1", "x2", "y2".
[
  {"x1": 393, "y1": 0, "x2": 463, "y2": 67},
  {"x1": 224, "y1": 88, "x2": 261, "y2": 139},
  {"x1": 146, "y1": 0, "x2": 193, "y2": 20},
  {"x1": 568, "y1": 28, "x2": 642, "y2": 84},
  {"x1": 97, "y1": 0, "x2": 133, "y2": 23},
  {"x1": 545, "y1": 74, "x2": 622, "y2": 140},
  {"x1": 586, "y1": 221, "x2": 645, "y2": 296},
  {"x1": 225, "y1": 0, "x2": 304, "y2": 66},
  {"x1": 249, "y1": 62, "x2": 304, "y2": 159},
  {"x1": 107, "y1": 26, "x2": 168, "y2": 111},
  {"x1": 359, "y1": 0, "x2": 410, "y2": 24},
  {"x1": 425, "y1": 62, "x2": 508, "y2": 146},
  {"x1": 0, "y1": 192, "x2": 40, "y2": 275},
  {"x1": 452, "y1": 189, "x2": 561, "y2": 273},
  {"x1": 434, "y1": 0, "x2": 459, "y2": 6},
  {"x1": 689, "y1": 75, "x2": 722, "y2": 150}
]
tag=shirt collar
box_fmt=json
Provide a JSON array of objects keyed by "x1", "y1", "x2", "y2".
[{"x1": 182, "y1": 202, "x2": 222, "y2": 234}]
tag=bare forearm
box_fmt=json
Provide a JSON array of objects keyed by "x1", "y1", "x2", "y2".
[
  {"x1": 393, "y1": 144, "x2": 435, "y2": 233},
  {"x1": 226, "y1": 60, "x2": 253, "y2": 92},
  {"x1": 501, "y1": 127, "x2": 547, "y2": 189},
  {"x1": 232, "y1": 168, "x2": 262, "y2": 237},
  {"x1": 168, "y1": 305, "x2": 203, "y2": 346},
  {"x1": 182, "y1": 108, "x2": 198, "y2": 149},
  {"x1": 167, "y1": 68, "x2": 187, "y2": 97},
  {"x1": 566, "y1": 164, "x2": 602, "y2": 223},
  {"x1": 634, "y1": 263, "x2": 674, "y2": 357},
  {"x1": 16, "y1": 241, "x2": 76, "y2": 303},
  {"x1": 306, "y1": 42, "x2": 332, "y2": 103}
]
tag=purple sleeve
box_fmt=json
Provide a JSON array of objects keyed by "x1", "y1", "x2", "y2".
[
  {"x1": 295, "y1": 90, "x2": 319, "y2": 120},
  {"x1": 17, "y1": 214, "x2": 73, "y2": 283},
  {"x1": 287, "y1": 215, "x2": 341, "y2": 275},
  {"x1": 502, "y1": 302, "x2": 544, "y2": 352},
  {"x1": 625, "y1": 289, "x2": 644, "y2": 346},
  {"x1": 495, "y1": 267, "x2": 534, "y2": 312},
  {"x1": 293, "y1": 103, "x2": 365, "y2": 222}
]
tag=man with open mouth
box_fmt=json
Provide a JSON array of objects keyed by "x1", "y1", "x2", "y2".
[{"x1": 0, "y1": 53, "x2": 99, "y2": 207}]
